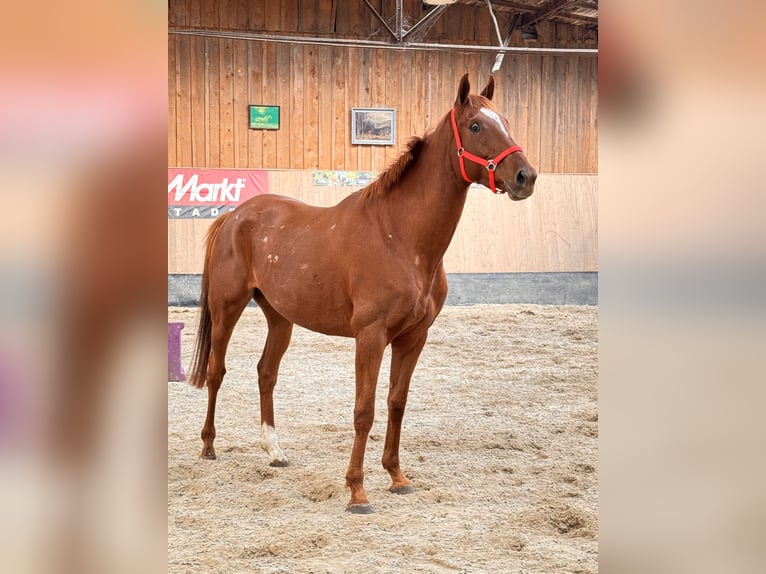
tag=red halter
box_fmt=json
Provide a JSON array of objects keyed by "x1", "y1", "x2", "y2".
[{"x1": 450, "y1": 107, "x2": 523, "y2": 194}]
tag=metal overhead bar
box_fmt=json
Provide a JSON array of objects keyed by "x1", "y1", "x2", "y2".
[{"x1": 170, "y1": 28, "x2": 597, "y2": 55}]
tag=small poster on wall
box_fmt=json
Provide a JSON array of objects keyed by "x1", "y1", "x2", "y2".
[
  {"x1": 249, "y1": 105, "x2": 280, "y2": 130},
  {"x1": 351, "y1": 108, "x2": 396, "y2": 145}
]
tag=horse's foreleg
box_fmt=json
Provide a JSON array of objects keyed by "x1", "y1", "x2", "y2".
[
  {"x1": 382, "y1": 329, "x2": 428, "y2": 494},
  {"x1": 200, "y1": 295, "x2": 250, "y2": 460},
  {"x1": 254, "y1": 293, "x2": 293, "y2": 467},
  {"x1": 345, "y1": 327, "x2": 387, "y2": 514}
]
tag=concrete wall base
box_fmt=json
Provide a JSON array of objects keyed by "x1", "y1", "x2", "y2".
[{"x1": 168, "y1": 272, "x2": 597, "y2": 307}]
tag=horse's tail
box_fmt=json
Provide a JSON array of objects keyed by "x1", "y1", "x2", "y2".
[{"x1": 188, "y1": 213, "x2": 231, "y2": 389}]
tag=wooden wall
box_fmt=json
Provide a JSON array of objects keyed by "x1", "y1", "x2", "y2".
[
  {"x1": 168, "y1": 173, "x2": 597, "y2": 274},
  {"x1": 168, "y1": 36, "x2": 597, "y2": 173},
  {"x1": 168, "y1": 0, "x2": 598, "y2": 173},
  {"x1": 168, "y1": 2, "x2": 598, "y2": 275}
]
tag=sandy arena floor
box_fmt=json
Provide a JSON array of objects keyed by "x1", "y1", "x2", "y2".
[{"x1": 168, "y1": 304, "x2": 597, "y2": 573}]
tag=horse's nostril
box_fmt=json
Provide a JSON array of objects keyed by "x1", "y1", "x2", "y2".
[{"x1": 516, "y1": 169, "x2": 528, "y2": 188}]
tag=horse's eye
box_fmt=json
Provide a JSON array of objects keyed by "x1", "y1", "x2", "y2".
[{"x1": 469, "y1": 122, "x2": 480, "y2": 133}]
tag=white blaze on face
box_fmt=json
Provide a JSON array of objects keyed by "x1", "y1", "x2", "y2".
[
  {"x1": 260, "y1": 423, "x2": 288, "y2": 464},
  {"x1": 480, "y1": 107, "x2": 510, "y2": 138}
]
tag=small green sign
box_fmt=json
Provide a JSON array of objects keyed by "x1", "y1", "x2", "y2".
[{"x1": 249, "y1": 105, "x2": 280, "y2": 130}]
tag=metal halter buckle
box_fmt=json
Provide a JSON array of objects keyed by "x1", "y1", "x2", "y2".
[{"x1": 486, "y1": 160, "x2": 496, "y2": 171}]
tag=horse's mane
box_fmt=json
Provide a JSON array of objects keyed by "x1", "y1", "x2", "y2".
[
  {"x1": 359, "y1": 95, "x2": 493, "y2": 201},
  {"x1": 359, "y1": 135, "x2": 427, "y2": 200}
]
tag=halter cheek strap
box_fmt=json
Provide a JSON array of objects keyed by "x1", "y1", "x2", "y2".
[{"x1": 450, "y1": 107, "x2": 523, "y2": 194}]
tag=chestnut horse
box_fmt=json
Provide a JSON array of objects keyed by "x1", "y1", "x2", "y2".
[{"x1": 189, "y1": 73, "x2": 537, "y2": 513}]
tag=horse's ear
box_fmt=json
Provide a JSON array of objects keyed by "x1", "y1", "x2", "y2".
[
  {"x1": 455, "y1": 73, "x2": 470, "y2": 106},
  {"x1": 480, "y1": 74, "x2": 495, "y2": 101}
]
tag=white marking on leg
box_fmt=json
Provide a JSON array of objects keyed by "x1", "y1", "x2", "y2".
[
  {"x1": 480, "y1": 107, "x2": 510, "y2": 137},
  {"x1": 260, "y1": 423, "x2": 288, "y2": 464}
]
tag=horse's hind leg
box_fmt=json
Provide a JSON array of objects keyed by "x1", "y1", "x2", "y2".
[
  {"x1": 253, "y1": 291, "x2": 293, "y2": 467},
  {"x1": 200, "y1": 290, "x2": 251, "y2": 460}
]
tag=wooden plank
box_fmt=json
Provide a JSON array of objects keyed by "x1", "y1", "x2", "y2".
[
  {"x1": 247, "y1": 41, "x2": 264, "y2": 167},
  {"x1": 275, "y1": 42, "x2": 292, "y2": 168},
  {"x1": 565, "y1": 55, "x2": 579, "y2": 173},
  {"x1": 332, "y1": 46, "x2": 347, "y2": 169},
  {"x1": 357, "y1": 48, "x2": 371, "y2": 170},
  {"x1": 370, "y1": 48, "x2": 387, "y2": 170},
  {"x1": 262, "y1": 41, "x2": 278, "y2": 167},
  {"x1": 188, "y1": 0, "x2": 202, "y2": 27},
  {"x1": 592, "y1": 58, "x2": 598, "y2": 173},
  {"x1": 236, "y1": 0, "x2": 251, "y2": 30},
  {"x1": 345, "y1": 47, "x2": 360, "y2": 169},
  {"x1": 233, "y1": 39, "x2": 249, "y2": 168},
  {"x1": 398, "y1": 50, "x2": 412, "y2": 141},
  {"x1": 334, "y1": 0, "x2": 349, "y2": 36},
  {"x1": 526, "y1": 55, "x2": 543, "y2": 172},
  {"x1": 289, "y1": 42, "x2": 305, "y2": 169},
  {"x1": 538, "y1": 55, "x2": 554, "y2": 173},
  {"x1": 201, "y1": 0, "x2": 217, "y2": 28},
  {"x1": 168, "y1": 0, "x2": 187, "y2": 28},
  {"x1": 588, "y1": 56, "x2": 598, "y2": 172},
  {"x1": 251, "y1": 0, "x2": 266, "y2": 31},
  {"x1": 509, "y1": 54, "x2": 529, "y2": 156},
  {"x1": 190, "y1": 36, "x2": 206, "y2": 166},
  {"x1": 280, "y1": 0, "x2": 298, "y2": 32},
  {"x1": 423, "y1": 50, "x2": 435, "y2": 131},
  {"x1": 168, "y1": 35, "x2": 177, "y2": 166},
  {"x1": 176, "y1": 35, "x2": 193, "y2": 167},
  {"x1": 317, "y1": 45, "x2": 333, "y2": 169},
  {"x1": 554, "y1": 55, "x2": 568, "y2": 172},
  {"x1": 317, "y1": 0, "x2": 335, "y2": 34},
  {"x1": 219, "y1": 38, "x2": 235, "y2": 167},
  {"x1": 168, "y1": 219, "x2": 210, "y2": 274},
  {"x1": 385, "y1": 48, "x2": 402, "y2": 163},
  {"x1": 206, "y1": 38, "x2": 221, "y2": 167},
  {"x1": 265, "y1": 0, "x2": 281, "y2": 31},
  {"x1": 303, "y1": 44, "x2": 319, "y2": 168},
  {"x1": 301, "y1": 0, "x2": 317, "y2": 33},
  {"x1": 411, "y1": 51, "x2": 425, "y2": 135},
  {"x1": 346, "y1": 0, "x2": 365, "y2": 36},
  {"x1": 218, "y1": 0, "x2": 233, "y2": 30}
]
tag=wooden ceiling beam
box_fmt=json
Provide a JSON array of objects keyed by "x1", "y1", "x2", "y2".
[
  {"x1": 457, "y1": 0, "x2": 597, "y2": 27},
  {"x1": 525, "y1": 0, "x2": 577, "y2": 27},
  {"x1": 457, "y1": 1, "x2": 537, "y2": 15}
]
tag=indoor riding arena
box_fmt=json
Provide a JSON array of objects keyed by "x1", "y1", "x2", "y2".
[{"x1": 168, "y1": 1, "x2": 598, "y2": 572}]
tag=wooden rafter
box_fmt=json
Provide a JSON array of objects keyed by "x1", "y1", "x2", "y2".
[{"x1": 525, "y1": 0, "x2": 576, "y2": 27}]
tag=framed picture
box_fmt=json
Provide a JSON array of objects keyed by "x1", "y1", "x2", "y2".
[
  {"x1": 249, "y1": 105, "x2": 280, "y2": 130},
  {"x1": 351, "y1": 108, "x2": 396, "y2": 145}
]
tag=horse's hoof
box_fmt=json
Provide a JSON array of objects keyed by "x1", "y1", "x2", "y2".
[
  {"x1": 269, "y1": 459, "x2": 289, "y2": 467},
  {"x1": 389, "y1": 484, "x2": 415, "y2": 495},
  {"x1": 346, "y1": 503, "x2": 374, "y2": 514},
  {"x1": 200, "y1": 450, "x2": 217, "y2": 460}
]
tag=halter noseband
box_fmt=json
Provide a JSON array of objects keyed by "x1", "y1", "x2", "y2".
[{"x1": 450, "y1": 107, "x2": 523, "y2": 194}]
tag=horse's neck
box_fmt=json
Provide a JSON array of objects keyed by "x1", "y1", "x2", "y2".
[{"x1": 380, "y1": 128, "x2": 469, "y2": 270}]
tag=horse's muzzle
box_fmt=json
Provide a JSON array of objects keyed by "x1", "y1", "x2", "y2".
[{"x1": 505, "y1": 166, "x2": 537, "y2": 200}]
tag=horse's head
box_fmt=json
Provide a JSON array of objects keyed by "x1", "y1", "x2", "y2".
[{"x1": 450, "y1": 73, "x2": 537, "y2": 200}]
